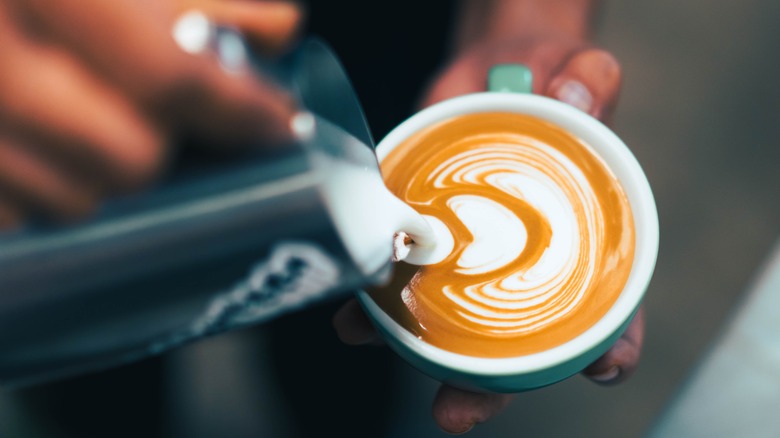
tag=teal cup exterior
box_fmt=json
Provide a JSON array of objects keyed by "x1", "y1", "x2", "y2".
[{"x1": 357, "y1": 66, "x2": 659, "y2": 393}]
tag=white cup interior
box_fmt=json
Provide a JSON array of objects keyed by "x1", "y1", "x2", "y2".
[{"x1": 364, "y1": 92, "x2": 659, "y2": 375}]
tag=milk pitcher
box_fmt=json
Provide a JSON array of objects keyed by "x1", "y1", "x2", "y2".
[{"x1": 0, "y1": 34, "x2": 432, "y2": 386}]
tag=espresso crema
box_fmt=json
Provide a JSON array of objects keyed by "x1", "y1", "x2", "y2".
[{"x1": 370, "y1": 112, "x2": 635, "y2": 357}]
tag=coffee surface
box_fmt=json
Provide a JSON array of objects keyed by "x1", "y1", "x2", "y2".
[{"x1": 370, "y1": 112, "x2": 635, "y2": 357}]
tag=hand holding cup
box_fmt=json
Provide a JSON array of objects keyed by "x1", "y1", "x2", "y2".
[
  {"x1": 334, "y1": 37, "x2": 656, "y2": 434},
  {"x1": 0, "y1": 0, "x2": 303, "y2": 228}
]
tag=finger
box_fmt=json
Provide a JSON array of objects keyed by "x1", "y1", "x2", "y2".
[
  {"x1": 582, "y1": 306, "x2": 645, "y2": 385},
  {"x1": 332, "y1": 298, "x2": 383, "y2": 346},
  {"x1": 432, "y1": 385, "x2": 514, "y2": 434},
  {"x1": 20, "y1": 0, "x2": 296, "y2": 146},
  {"x1": 419, "y1": 52, "x2": 486, "y2": 108},
  {"x1": 0, "y1": 140, "x2": 97, "y2": 220},
  {"x1": 419, "y1": 38, "x2": 580, "y2": 109},
  {"x1": 0, "y1": 44, "x2": 167, "y2": 191},
  {"x1": 0, "y1": 197, "x2": 23, "y2": 231},
  {"x1": 545, "y1": 48, "x2": 622, "y2": 123},
  {"x1": 179, "y1": 0, "x2": 305, "y2": 54}
]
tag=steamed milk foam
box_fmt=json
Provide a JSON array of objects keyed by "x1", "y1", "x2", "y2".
[
  {"x1": 318, "y1": 155, "x2": 445, "y2": 277},
  {"x1": 370, "y1": 112, "x2": 635, "y2": 358}
]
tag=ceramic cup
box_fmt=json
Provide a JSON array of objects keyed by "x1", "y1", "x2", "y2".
[{"x1": 356, "y1": 65, "x2": 659, "y2": 393}]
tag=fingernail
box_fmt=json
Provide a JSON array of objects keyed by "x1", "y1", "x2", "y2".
[
  {"x1": 589, "y1": 366, "x2": 621, "y2": 383},
  {"x1": 353, "y1": 334, "x2": 383, "y2": 346},
  {"x1": 555, "y1": 80, "x2": 593, "y2": 114},
  {"x1": 452, "y1": 423, "x2": 475, "y2": 435}
]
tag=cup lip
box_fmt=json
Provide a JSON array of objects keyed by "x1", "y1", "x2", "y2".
[{"x1": 362, "y1": 92, "x2": 659, "y2": 376}]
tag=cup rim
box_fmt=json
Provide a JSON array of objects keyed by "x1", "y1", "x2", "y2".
[{"x1": 362, "y1": 92, "x2": 659, "y2": 375}]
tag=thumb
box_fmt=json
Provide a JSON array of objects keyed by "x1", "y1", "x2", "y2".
[{"x1": 546, "y1": 48, "x2": 622, "y2": 123}]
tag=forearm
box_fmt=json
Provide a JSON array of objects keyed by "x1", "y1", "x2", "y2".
[{"x1": 452, "y1": 0, "x2": 598, "y2": 52}]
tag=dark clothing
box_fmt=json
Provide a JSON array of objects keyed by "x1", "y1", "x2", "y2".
[{"x1": 306, "y1": 0, "x2": 456, "y2": 138}]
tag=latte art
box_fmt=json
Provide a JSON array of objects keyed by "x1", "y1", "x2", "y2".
[
  {"x1": 435, "y1": 146, "x2": 597, "y2": 334},
  {"x1": 372, "y1": 113, "x2": 635, "y2": 357}
]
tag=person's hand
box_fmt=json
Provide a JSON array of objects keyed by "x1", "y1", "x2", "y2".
[
  {"x1": 335, "y1": 299, "x2": 643, "y2": 433},
  {"x1": 419, "y1": 32, "x2": 640, "y2": 377},
  {"x1": 420, "y1": 34, "x2": 621, "y2": 122},
  {"x1": 0, "y1": 0, "x2": 303, "y2": 229},
  {"x1": 334, "y1": 35, "x2": 643, "y2": 434}
]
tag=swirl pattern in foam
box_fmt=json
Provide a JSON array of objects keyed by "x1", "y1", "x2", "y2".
[{"x1": 370, "y1": 113, "x2": 635, "y2": 358}]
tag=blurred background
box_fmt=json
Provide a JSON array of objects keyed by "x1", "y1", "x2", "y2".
[{"x1": 2, "y1": 0, "x2": 780, "y2": 436}]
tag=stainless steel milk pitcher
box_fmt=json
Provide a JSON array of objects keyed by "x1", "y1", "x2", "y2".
[{"x1": 0, "y1": 35, "x2": 418, "y2": 386}]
